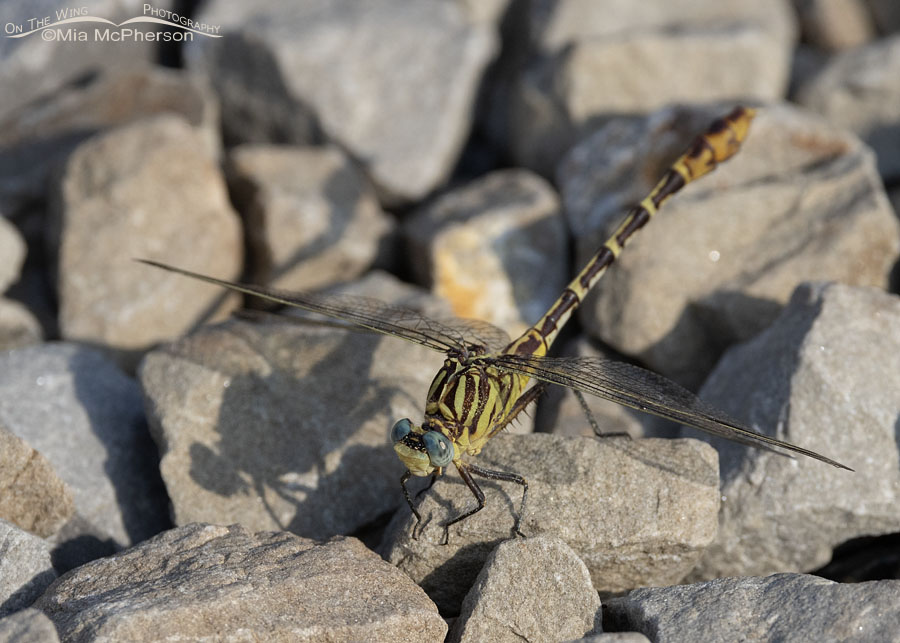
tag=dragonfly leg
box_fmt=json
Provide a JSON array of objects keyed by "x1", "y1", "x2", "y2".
[
  {"x1": 446, "y1": 461, "x2": 528, "y2": 542},
  {"x1": 400, "y1": 470, "x2": 424, "y2": 540},
  {"x1": 573, "y1": 389, "x2": 632, "y2": 439},
  {"x1": 490, "y1": 382, "x2": 547, "y2": 434},
  {"x1": 415, "y1": 473, "x2": 438, "y2": 500}
]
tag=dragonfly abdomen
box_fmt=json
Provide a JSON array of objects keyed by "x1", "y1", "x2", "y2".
[{"x1": 507, "y1": 106, "x2": 756, "y2": 357}]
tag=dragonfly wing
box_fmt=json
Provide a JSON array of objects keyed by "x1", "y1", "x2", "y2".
[
  {"x1": 493, "y1": 353, "x2": 852, "y2": 471},
  {"x1": 139, "y1": 260, "x2": 482, "y2": 354},
  {"x1": 434, "y1": 317, "x2": 511, "y2": 355}
]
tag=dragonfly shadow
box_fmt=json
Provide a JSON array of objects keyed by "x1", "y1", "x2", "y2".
[
  {"x1": 183, "y1": 319, "x2": 421, "y2": 540},
  {"x1": 591, "y1": 435, "x2": 720, "y2": 489}
]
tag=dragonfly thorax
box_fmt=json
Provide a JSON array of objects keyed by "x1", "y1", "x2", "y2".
[{"x1": 421, "y1": 356, "x2": 528, "y2": 456}]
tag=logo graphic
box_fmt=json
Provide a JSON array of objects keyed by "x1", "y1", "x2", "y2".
[{"x1": 4, "y1": 4, "x2": 221, "y2": 42}]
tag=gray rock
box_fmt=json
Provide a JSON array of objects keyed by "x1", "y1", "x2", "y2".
[
  {"x1": 228, "y1": 144, "x2": 392, "y2": 292},
  {"x1": 0, "y1": 426, "x2": 73, "y2": 538},
  {"x1": 0, "y1": 520, "x2": 57, "y2": 618},
  {"x1": 381, "y1": 434, "x2": 719, "y2": 614},
  {"x1": 458, "y1": 0, "x2": 511, "y2": 25},
  {"x1": 139, "y1": 306, "x2": 446, "y2": 540},
  {"x1": 0, "y1": 608, "x2": 60, "y2": 643},
  {"x1": 686, "y1": 283, "x2": 900, "y2": 579},
  {"x1": 559, "y1": 103, "x2": 900, "y2": 388},
  {"x1": 570, "y1": 635, "x2": 650, "y2": 643},
  {"x1": 0, "y1": 344, "x2": 168, "y2": 549},
  {"x1": 889, "y1": 185, "x2": 900, "y2": 217},
  {"x1": 404, "y1": 169, "x2": 566, "y2": 339},
  {"x1": 188, "y1": 0, "x2": 497, "y2": 204},
  {"x1": 449, "y1": 536, "x2": 601, "y2": 643},
  {"x1": 795, "y1": 34, "x2": 900, "y2": 180},
  {"x1": 528, "y1": 0, "x2": 794, "y2": 55},
  {"x1": 868, "y1": 0, "x2": 900, "y2": 34},
  {"x1": 50, "y1": 115, "x2": 242, "y2": 357},
  {"x1": 36, "y1": 523, "x2": 447, "y2": 642},
  {"x1": 510, "y1": 0, "x2": 796, "y2": 174},
  {"x1": 0, "y1": 1, "x2": 158, "y2": 123},
  {"x1": 0, "y1": 66, "x2": 220, "y2": 215},
  {"x1": 605, "y1": 573, "x2": 900, "y2": 642},
  {"x1": 792, "y1": 0, "x2": 875, "y2": 50},
  {"x1": 0, "y1": 299, "x2": 41, "y2": 352},
  {"x1": 0, "y1": 218, "x2": 24, "y2": 294},
  {"x1": 534, "y1": 337, "x2": 649, "y2": 439}
]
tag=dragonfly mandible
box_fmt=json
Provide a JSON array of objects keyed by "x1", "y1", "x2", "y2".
[{"x1": 140, "y1": 106, "x2": 851, "y2": 543}]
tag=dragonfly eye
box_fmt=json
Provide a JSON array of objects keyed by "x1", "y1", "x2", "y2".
[
  {"x1": 422, "y1": 431, "x2": 453, "y2": 467},
  {"x1": 390, "y1": 418, "x2": 413, "y2": 444}
]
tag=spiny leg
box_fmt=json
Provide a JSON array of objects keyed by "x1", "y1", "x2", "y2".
[
  {"x1": 487, "y1": 382, "x2": 547, "y2": 436},
  {"x1": 573, "y1": 388, "x2": 631, "y2": 439},
  {"x1": 400, "y1": 470, "x2": 425, "y2": 540},
  {"x1": 468, "y1": 463, "x2": 529, "y2": 539},
  {"x1": 445, "y1": 461, "x2": 528, "y2": 544},
  {"x1": 415, "y1": 473, "x2": 439, "y2": 500}
]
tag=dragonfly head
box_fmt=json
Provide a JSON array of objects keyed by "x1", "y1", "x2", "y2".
[{"x1": 390, "y1": 418, "x2": 455, "y2": 476}]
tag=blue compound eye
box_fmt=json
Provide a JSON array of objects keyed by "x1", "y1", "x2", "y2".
[
  {"x1": 390, "y1": 418, "x2": 413, "y2": 443},
  {"x1": 423, "y1": 431, "x2": 453, "y2": 467}
]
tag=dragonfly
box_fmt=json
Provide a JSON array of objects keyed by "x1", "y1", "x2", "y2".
[{"x1": 140, "y1": 106, "x2": 851, "y2": 543}]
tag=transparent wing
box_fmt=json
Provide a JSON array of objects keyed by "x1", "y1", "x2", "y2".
[
  {"x1": 138, "y1": 260, "x2": 504, "y2": 355},
  {"x1": 434, "y1": 318, "x2": 511, "y2": 355},
  {"x1": 493, "y1": 353, "x2": 852, "y2": 470}
]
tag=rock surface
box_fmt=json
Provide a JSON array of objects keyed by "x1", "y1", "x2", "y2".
[
  {"x1": 795, "y1": 34, "x2": 900, "y2": 180},
  {"x1": 0, "y1": 426, "x2": 73, "y2": 538},
  {"x1": 0, "y1": 344, "x2": 168, "y2": 550},
  {"x1": 0, "y1": 217, "x2": 24, "y2": 294},
  {"x1": 686, "y1": 283, "x2": 900, "y2": 580},
  {"x1": 140, "y1": 276, "x2": 448, "y2": 540},
  {"x1": 382, "y1": 434, "x2": 719, "y2": 614},
  {"x1": 0, "y1": 1, "x2": 157, "y2": 124},
  {"x1": 0, "y1": 521, "x2": 57, "y2": 618},
  {"x1": 228, "y1": 144, "x2": 391, "y2": 292},
  {"x1": 0, "y1": 299, "x2": 41, "y2": 351},
  {"x1": 188, "y1": 0, "x2": 498, "y2": 204},
  {"x1": 51, "y1": 116, "x2": 242, "y2": 356},
  {"x1": 560, "y1": 102, "x2": 900, "y2": 387},
  {"x1": 792, "y1": 0, "x2": 875, "y2": 50},
  {"x1": 0, "y1": 66, "x2": 219, "y2": 214},
  {"x1": 605, "y1": 574, "x2": 900, "y2": 642},
  {"x1": 510, "y1": 0, "x2": 796, "y2": 174},
  {"x1": 404, "y1": 169, "x2": 566, "y2": 337},
  {"x1": 534, "y1": 337, "x2": 649, "y2": 439},
  {"x1": 0, "y1": 608, "x2": 60, "y2": 643},
  {"x1": 449, "y1": 536, "x2": 601, "y2": 643},
  {"x1": 36, "y1": 523, "x2": 447, "y2": 642}
]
